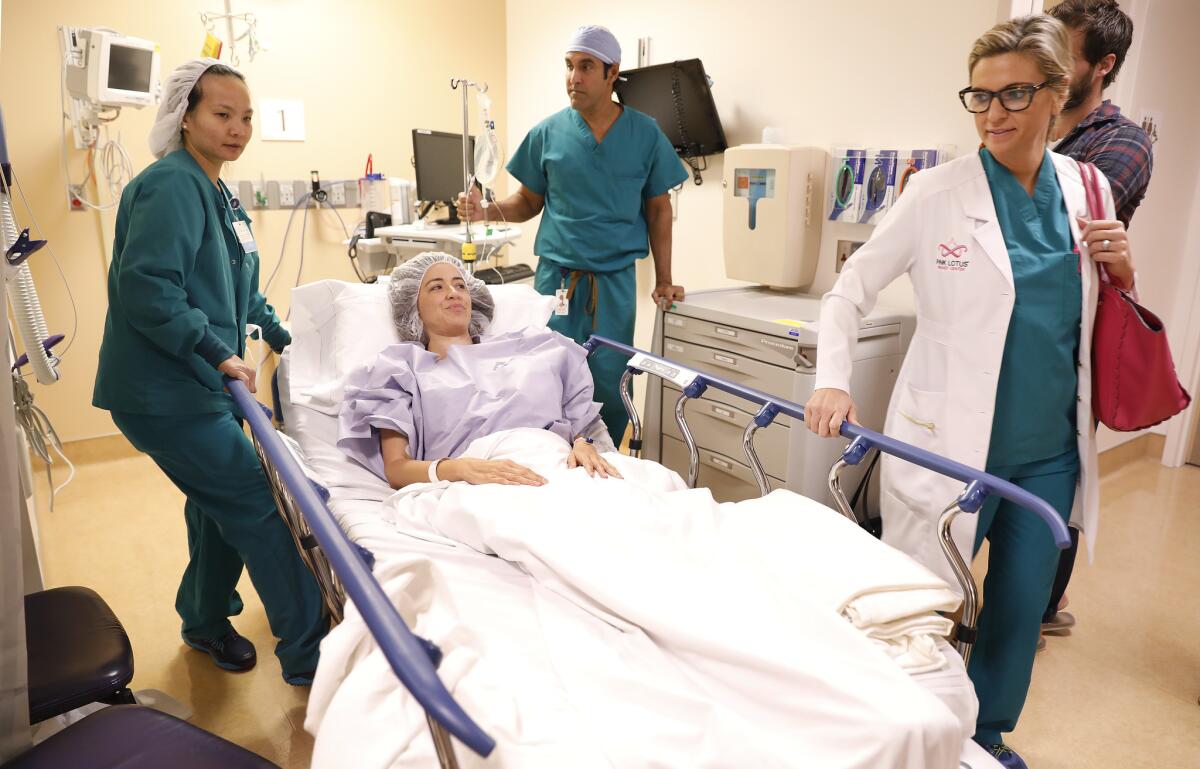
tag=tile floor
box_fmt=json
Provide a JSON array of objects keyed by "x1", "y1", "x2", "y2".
[{"x1": 31, "y1": 442, "x2": 1200, "y2": 768}]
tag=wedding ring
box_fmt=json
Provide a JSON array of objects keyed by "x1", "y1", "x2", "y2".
[{"x1": 1102, "y1": 239, "x2": 1111, "y2": 251}]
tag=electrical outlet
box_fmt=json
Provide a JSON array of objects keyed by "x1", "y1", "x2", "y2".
[
  {"x1": 836, "y1": 239, "x2": 863, "y2": 272},
  {"x1": 67, "y1": 184, "x2": 85, "y2": 212},
  {"x1": 329, "y1": 182, "x2": 345, "y2": 206},
  {"x1": 236, "y1": 181, "x2": 255, "y2": 209},
  {"x1": 278, "y1": 182, "x2": 295, "y2": 208}
]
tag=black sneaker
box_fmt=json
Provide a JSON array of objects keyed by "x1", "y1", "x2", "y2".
[{"x1": 183, "y1": 630, "x2": 257, "y2": 672}]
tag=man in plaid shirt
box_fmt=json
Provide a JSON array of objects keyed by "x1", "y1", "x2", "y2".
[
  {"x1": 1050, "y1": 0, "x2": 1154, "y2": 227},
  {"x1": 1041, "y1": 0, "x2": 1154, "y2": 637}
]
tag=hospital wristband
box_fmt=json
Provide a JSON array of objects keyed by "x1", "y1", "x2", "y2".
[{"x1": 428, "y1": 458, "x2": 443, "y2": 483}]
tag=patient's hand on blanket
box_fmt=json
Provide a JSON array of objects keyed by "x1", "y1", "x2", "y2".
[
  {"x1": 567, "y1": 438, "x2": 622, "y2": 479},
  {"x1": 441, "y1": 457, "x2": 548, "y2": 486},
  {"x1": 381, "y1": 428, "x2": 547, "y2": 488}
]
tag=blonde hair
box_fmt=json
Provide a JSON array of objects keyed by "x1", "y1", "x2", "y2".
[{"x1": 968, "y1": 15, "x2": 1072, "y2": 101}]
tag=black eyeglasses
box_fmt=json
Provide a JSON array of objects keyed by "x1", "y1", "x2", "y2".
[{"x1": 958, "y1": 80, "x2": 1055, "y2": 113}]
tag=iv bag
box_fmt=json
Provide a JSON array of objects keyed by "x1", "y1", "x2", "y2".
[{"x1": 474, "y1": 91, "x2": 503, "y2": 185}]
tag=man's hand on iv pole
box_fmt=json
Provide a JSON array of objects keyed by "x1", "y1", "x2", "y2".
[
  {"x1": 218, "y1": 355, "x2": 257, "y2": 394},
  {"x1": 567, "y1": 438, "x2": 623, "y2": 479},
  {"x1": 455, "y1": 187, "x2": 485, "y2": 223},
  {"x1": 804, "y1": 388, "x2": 860, "y2": 438},
  {"x1": 652, "y1": 280, "x2": 685, "y2": 311}
]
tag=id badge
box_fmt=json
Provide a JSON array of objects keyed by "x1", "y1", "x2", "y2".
[
  {"x1": 232, "y1": 220, "x2": 258, "y2": 254},
  {"x1": 554, "y1": 288, "x2": 569, "y2": 316}
]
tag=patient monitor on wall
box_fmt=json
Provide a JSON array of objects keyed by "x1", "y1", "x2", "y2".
[{"x1": 722, "y1": 145, "x2": 826, "y2": 290}]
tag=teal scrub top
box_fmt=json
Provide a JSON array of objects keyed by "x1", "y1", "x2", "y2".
[
  {"x1": 981, "y1": 149, "x2": 1081, "y2": 467},
  {"x1": 506, "y1": 105, "x2": 688, "y2": 272},
  {"x1": 93, "y1": 149, "x2": 289, "y2": 415}
]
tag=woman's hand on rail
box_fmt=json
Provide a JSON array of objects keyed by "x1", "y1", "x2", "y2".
[
  {"x1": 441, "y1": 458, "x2": 547, "y2": 487},
  {"x1": 567, "y1": 439, "x2": 623, "y2": 479},
  {"x1": 455, "y1": 188, "x2": 485, "y2": 222},
  {"x1": 218, "y1": 355, "x2": 257, "y2": 394},
  {"x1": 1076, "y1": 216, "x2": 1134, "y2": 290},
  {"x1": 804, "y1": 388, "x2": 859, "y2": 438}
]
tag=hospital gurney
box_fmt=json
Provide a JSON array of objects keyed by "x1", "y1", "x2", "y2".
[{"x1": 227, "y1": 332, "x2": 1068, "y2": 769}]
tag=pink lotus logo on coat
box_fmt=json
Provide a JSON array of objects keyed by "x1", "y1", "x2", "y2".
[{"x1": 936, "y1": 240, "x2": 970, "y2": 272}]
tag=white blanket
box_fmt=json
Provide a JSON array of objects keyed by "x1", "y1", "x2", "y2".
[
  {"x1": 308, "y1": 428, "x2": 970, "y2": 769},
  {"x1": 395, "y1": 428, "x2": 959, "y2": 672}
]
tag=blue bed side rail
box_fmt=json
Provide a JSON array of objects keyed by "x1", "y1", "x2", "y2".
[
  {"x1": 225, "y1": 378, "x2": 496, "y2": 758},
  {"x1": 583, "y1": 335, "x2": 1071, "y2": 549}
]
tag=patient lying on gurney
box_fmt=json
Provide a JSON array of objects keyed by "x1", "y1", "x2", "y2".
[
  {"x1": 337, "y1": 252, "x2": 621, "y2": 490},
  {"x1": 325, "y1": 253, "x2": 978, "y2": 765}
]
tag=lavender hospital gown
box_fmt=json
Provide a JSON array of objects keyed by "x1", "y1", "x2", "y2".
[{"x1": 337, "y1": 330, "x2": 605, "y2": 480}]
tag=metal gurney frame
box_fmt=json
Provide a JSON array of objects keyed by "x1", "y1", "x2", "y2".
[
  {"x1": 587, "y1": 334, "x2": 1070, "y2": 665},
  {"x1": 228, "y1": 335, "x2": 1069, "y2": 768}
]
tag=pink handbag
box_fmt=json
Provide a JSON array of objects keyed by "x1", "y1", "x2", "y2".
[{"x1": 1080, "y1": 161, "x2": 1191, "y2": 431}]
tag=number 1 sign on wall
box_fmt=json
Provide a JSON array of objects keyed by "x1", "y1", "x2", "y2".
[{"x1": 259, "y1": 98, "x2": 305, "y2": 142}]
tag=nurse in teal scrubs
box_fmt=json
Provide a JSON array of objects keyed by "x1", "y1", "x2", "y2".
[
  {"x1": 93, "y1": 59, "x2": 325, "y2": 684},
  {"x1": 457, "y1": 25, "x2": 689, "y2": 446}
]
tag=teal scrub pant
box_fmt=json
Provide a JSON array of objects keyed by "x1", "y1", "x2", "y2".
[
  {"x1": 534, "y1": 259, "x2": 636, "y2": 446},
  {"x1": 969, "y1": 449, "x2": 1078, "y2": 745},
  {"x1": 110, "y1": 409, "x2": 326, "y2": 676}
]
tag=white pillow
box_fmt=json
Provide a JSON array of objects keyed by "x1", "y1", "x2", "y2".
[{"x1": 286, "y1": 278, "x2": 556, "y2": 414}]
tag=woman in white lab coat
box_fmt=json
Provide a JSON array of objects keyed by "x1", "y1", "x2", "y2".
[{"x1": 805, "y1": 16, "x2": 1133, "y2": 769}]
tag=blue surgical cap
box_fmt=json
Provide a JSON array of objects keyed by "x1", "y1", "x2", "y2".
[{"x1": 567, "y1": 25, "x2": 621, "y2": 65}]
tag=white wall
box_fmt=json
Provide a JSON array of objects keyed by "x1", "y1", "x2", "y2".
[{"x1": 1087, "y1": 0, "x2": 1200, "y2": 455}]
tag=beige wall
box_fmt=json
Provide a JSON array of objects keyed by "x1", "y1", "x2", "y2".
[
  {"x1": 1, "y1": 0, "x2": 507, "y2": 442},
  {"x1": 505, "y1": 0, "x2": 1199, "y2": 442},
  {"x1": 504, "y1": 0, "x2": 1002, "y2": 407},
  {"x1": 1041, "y1": 0, "x2": 1200, "y2": 454},
  {"x1": 1108, "y1": 0, "x2": 1200, "y2": 457}
]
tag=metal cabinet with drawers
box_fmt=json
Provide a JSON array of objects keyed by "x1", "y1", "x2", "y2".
[{"x1": 644, "y1": 287, "x2": 915, "y2": 505}]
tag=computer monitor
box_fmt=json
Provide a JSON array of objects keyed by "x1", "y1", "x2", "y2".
[
  {"x1": 65, "y1": 28, "x2": 160, "y2": 109},
  {"x1": 614, "y1": 58, "x2": 727, "y2": 159},
  {"x1": 412, "y1": 129, "x2": 475, "y2": 225}
]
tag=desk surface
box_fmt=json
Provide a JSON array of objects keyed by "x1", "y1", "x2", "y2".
[{"x1": 374, "y1": 222, "x2": 522, "y2": 245}]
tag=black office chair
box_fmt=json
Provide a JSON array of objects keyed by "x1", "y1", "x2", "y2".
[
  {"x1": 24, "y1": 586, "x2": 135, "y2": 723},
  {"x1": 1, "y1": 705, "x2": 280, "y2": 769}
]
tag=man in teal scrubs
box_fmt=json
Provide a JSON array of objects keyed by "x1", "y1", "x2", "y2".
[
  {"x1": 969, "y1": 147, "x2": 1081, "y2": 751},
  {"x1": 93, "y1": 59, "x2": 325, "y2": 684},
  {"x1": 458, "y1": 25, "x2": 689, "y2": 446}
]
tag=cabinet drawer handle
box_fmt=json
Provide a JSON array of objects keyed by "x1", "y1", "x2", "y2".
[
  {"x1": 709, "y1": 456, "x2": 734, "y2": 471},
  {"x1": 713, "y1": 353, "x2": 737, "y2": 366},
  {"x1": 666, "y1": 343, "x2": 684, "y2": 353},
  {"x1": 711, "y1": 405, "x2": 736, "y2": 420},
  {"x1": 715, "y1": 326, "x2": 738, "y2": 338}
]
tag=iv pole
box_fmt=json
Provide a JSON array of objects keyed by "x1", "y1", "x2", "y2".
[{"x1": 449, "y1": 78, "x2": 487, "y2": 274}]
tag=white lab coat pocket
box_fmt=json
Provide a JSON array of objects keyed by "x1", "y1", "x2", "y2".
[
  {"x1": 885, "y1": 384, "x2": 946, "y2": 511},
  {"x1": 893, "y1": 384, "x2": 942, "y2": 438}
]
